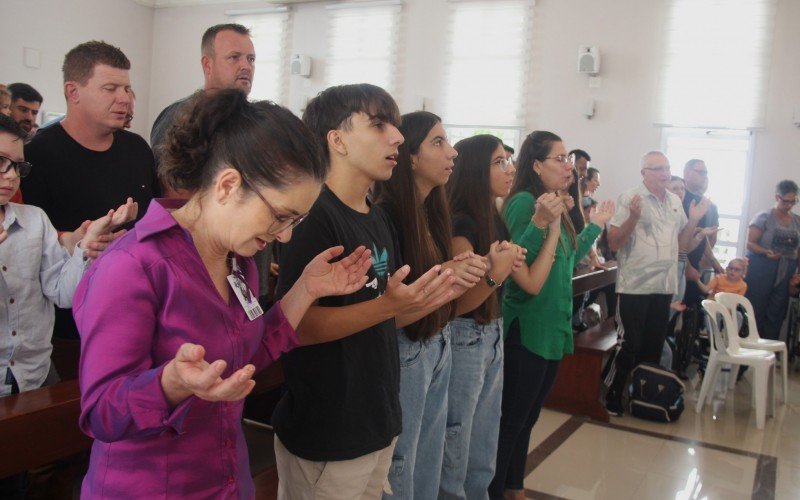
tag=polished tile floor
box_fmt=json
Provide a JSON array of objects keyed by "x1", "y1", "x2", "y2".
[{"x1": 522, "y1": 365, "x2": 800, "y2": 499}]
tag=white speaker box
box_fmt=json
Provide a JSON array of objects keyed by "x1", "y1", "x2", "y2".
[
  {"x1": 291, "y1": 54, "x2": 311, "y2": 78},
  {"x1": 577, "y1": 46, "x2": 600, "y2": 75}
]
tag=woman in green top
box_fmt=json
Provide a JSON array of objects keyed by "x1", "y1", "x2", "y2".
[{"x1": 490, "y1": 131, "x2": 614, "y2": 500}]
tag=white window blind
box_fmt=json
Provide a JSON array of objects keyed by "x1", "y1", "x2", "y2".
[
  {"x1": 325, "y1": 1, "x2": 401, "y2": 92},
  {"x1": 229, "y1": 9, "x2": 290, "y2": 105},
  {"x1": 442, "y1": 0, "x2": 534, "y2": 128},
  {"x1": 657, "y1": 0, "x2": 776, "y2": 129}
]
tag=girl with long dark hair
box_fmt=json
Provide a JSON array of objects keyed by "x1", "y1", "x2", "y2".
[
  {"x1": 440, "y1": 134, "x2": 524, "y2": 498},
  {"x1": 375, "y1": 111, "x2": 487, "y2": 499},
  {"x1": 490, "y1": 131, "x2": 614, "y2": 499}
]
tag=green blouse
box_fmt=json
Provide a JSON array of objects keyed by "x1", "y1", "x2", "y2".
[{"x1": 502, "y1": 191, "x2": 602, "y2": 360}]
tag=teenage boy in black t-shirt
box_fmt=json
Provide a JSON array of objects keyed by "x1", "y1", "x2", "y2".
[{"x1": 273, "y1": 84, "x2": 455, "y2": 499}]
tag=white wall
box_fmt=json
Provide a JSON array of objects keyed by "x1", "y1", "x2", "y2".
[
  {"x1": 0, "y1": 0, "x2": 155, "y2": 138},
  {"x1": 1, "y1": 0, "x2": 797, "y2": 223}
]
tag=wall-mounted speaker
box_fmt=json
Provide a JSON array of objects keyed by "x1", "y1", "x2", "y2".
[
  {"x1": 578, "y1": 46, "x2": 600, "y2": 75},
  {"x1": 291, "y1": 54, "x2": 311, "y2": 78}
]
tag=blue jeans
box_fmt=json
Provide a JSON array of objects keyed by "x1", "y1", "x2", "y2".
[
  {"x1": 439, "y1": 317, "x2": 504, "y2": 500},
  {"x1": 385, "y1": 326, "x2": 452, "y2": 500}
]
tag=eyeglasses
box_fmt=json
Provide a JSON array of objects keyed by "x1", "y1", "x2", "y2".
[
  {"x1": 544, "y1": 154, "x2": 575, "y2": 165},
  {"x1": 643, "y1": 166, "x2": 671, "y2": 174},
  {"x1": 0, "y1": 156, "x2": 33, "y2": 178},
  {"x1": 491, "y1": 157, "x2": 514, "y2": 173},
  {"x1": 247, "y1": 186, "x2": 309, "y2": 235},
  {"x1": 778, "y1": 197, "x2": 798, "y2": 206}
]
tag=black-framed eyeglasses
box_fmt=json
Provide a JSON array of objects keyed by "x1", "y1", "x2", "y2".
[
  {"x1": 0, "y1": 156, "x2": 33, "y2": 178},
  {"x1": 544, "y1": 154, "x2": 575, "y2": 165},
  {"x1": 491, "y1": 157, "x2": 514, "y2": 173},
  {"x1": 246, "y1": 182, "x2": 309, "y2": 235},
  {"x1": 778, "y1": 196, "x2": 798, "y2": 206}
]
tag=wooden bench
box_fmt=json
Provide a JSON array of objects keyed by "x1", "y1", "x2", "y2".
[
  {"x1": 0, "y1": 361, "x2": 285, "y2": 481},
  {"x1": 542, "y1": 265, "x2": 618, "y2": 422}
]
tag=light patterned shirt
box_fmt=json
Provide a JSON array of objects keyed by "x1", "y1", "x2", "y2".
[
  {"x1": 0, "y1": 202, "x2": 87, "y2": 395},
  {"x1": 610, "y1": 183, "x2": 687, "y2": 295}
]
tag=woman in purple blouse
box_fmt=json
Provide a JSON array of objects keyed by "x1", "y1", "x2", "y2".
[{"x1": 73, "y1": 90, "x2": 373, "y2": 499}]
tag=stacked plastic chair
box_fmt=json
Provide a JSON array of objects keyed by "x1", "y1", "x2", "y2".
[
  {"x1": 715, "y1": 292, "x2": 789, "y2": 403},
  {"x1": 697, "y1": 300, "x2": 775, "y2": 430}
]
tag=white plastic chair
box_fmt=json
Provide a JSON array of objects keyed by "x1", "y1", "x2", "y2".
[
  {"x1": 697, "y1": 300, "x2": 775, "y2": 430},
  {"x1": 715, "y1": 292, "x2": 788, "y2": 403}
]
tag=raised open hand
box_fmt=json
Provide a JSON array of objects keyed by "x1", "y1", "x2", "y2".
[
  {"x1": 688, "y1": 197, "x2": 711, "y2": 222},
  {"x1": 299, "y1": 246, "x2": 373, "y2": 299},
  {"x1": 384, "y1": 264, "x2": 455, "y2": 315},
  {"x1": 110, "y1": 197, "x2": 139, "y2": 229},
  {"x1": 161, "y1": 343, "x2": 257, "y2": 407},
  {"x1": 589, "y1": 200, "x2": 615, "y2": 227}
]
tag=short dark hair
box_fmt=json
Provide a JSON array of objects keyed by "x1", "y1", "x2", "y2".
[
  {"x1": 503, "y1": 143, "x2": 515, "y2": 155},
  {"x1": 670, "y1": 175, "x2": 684, "y2": 183},
  {"x1": 0, "y1": 114, "x2": 28, "y2": 140},
  {"x1": 62, "y1": 41, "x2": 131, "y2": 85},
  {"x1": 201, "y1": 24, "x2": 251, "y2": 56},
  {"x1": 776, "y1": 179, "x2": 799, "y2": 197},
  {"x1": 302, "y1": 83, "x2": 401, "y2": 165},
  {"x1": 569, "y1": 149, "x2": 591, "y2": 162},
  {"x1": 8, "y1": 83, "x2": 43, "y2": 104},
  {"x1": 159, "y1": 89, "x2": 326, "y2": 194}
]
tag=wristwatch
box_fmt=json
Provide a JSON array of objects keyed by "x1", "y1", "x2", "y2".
[{"x1": 485, "y1": 274, "x2": 498, "y2": 288}]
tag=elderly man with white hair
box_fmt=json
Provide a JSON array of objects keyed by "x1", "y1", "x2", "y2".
[{"x1": 603, "y1": 151, "x2": 709, "y2": 416}]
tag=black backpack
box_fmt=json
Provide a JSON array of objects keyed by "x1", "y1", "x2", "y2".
[{"x1": 629, "y1": 363, "x2": 686, "y2": 422}]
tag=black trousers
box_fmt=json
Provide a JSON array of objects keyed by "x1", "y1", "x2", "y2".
[
  {"x1": 489, "y1": 321, "x2": 560, "y2": 498},
  {"x1": 611, "y1": 293, "x2": 672, "y2": 390}
]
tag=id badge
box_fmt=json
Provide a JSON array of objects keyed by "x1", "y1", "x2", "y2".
[{"x1": 227, "y1": 258, "x2": 264, "y2": 321}]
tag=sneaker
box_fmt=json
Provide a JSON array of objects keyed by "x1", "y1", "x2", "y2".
[{"x1": 604, "y1": 389, "x2": 624, "y2": 417}]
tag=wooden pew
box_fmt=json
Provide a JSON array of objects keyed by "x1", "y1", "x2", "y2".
[
  {"x1": 0, "y1": 379, "x2": 88, "y2": 478},
  {"x1": 542, "y1": 265, "x2": 618, "y2": 422},
  {"x1": 0, "y1": 361, "x2": 286, "y2": 481}
]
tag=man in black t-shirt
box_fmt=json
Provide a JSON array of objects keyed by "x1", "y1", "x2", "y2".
[
  {"x1": 22, "y1": 41, "x2": 160, "y2": 341},
  {"x1": 682, "y1": 159, "x2": 723, "y2": 306},
  {"x1": 273, "y1": 84, "x2": 454, "y2": 499}
]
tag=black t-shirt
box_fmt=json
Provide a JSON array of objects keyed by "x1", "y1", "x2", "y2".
[
  {"x1": 453, "y1": 211, "x2": 510, "y2": 319},
  {"x1": 682, "y1": 191, "x2": 719, "y2": 304},
  {"x1": 149, "y1": 97, "x2": 189, "y2": 163},
  {"x1": 272, "y1": 185, "x2": 402, "y2": 461},
  {"x1": 21, "y1": 123, "x2": 160, "y2": 339}
]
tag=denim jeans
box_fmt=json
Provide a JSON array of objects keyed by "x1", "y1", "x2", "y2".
[
  {"x1": 384, "y1": 326, "x2": 452, "y2": 500},
  {"x1": 439, "y1": 317, "x2": 503, "y2": 500}
]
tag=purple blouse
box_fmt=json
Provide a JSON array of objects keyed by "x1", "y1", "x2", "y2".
[{"x1": 74, "y1": 199, "x2": 299, "y2": 499}]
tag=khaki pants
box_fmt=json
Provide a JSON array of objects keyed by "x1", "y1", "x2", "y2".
[{"x1": 275, "y1": 436, "x2": 397, "y2": 500}]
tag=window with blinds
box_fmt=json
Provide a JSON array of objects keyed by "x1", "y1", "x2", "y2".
[
  {"x1": 442, "y1": 0, "x2": 534, "y2": 129},
  {"x1": 324, "y1": 1, "x2": 402, "y2": 93},
  {"x1": 230, "y1": 8, "x2": 291, "y2": 105},
  {"x1": 656, "y1": 0, "x2": 776, "y2": 129}
]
